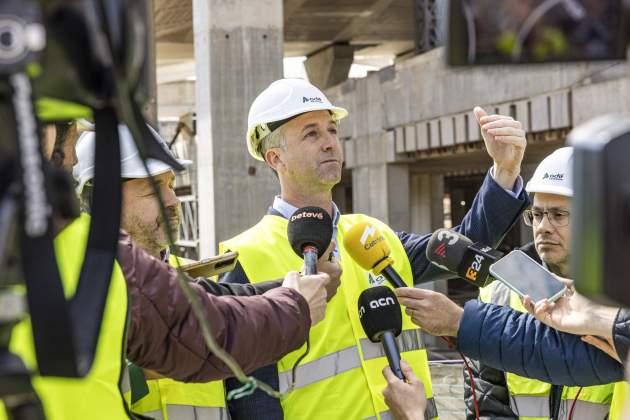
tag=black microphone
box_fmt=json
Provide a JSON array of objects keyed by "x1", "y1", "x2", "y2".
[
  {"x1": 425, "y1": 229, "x2": 503, "y2": 287},
  {"x1": 358, "y1": 286, "x2": 405, "y2": 380},
  {"x1": 287, "y1": 206, "x2": 333, "y2": 275}
]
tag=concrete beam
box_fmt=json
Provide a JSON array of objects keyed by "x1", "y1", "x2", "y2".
[
  {"x1": 304, "y1": 44, "x2": 354, "y2": 90},
  {"x1": 193, "y1": 0, "x2": 282, "y2": 257}
]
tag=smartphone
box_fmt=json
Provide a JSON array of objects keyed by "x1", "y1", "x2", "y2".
[
  {"x1": 489, "y1": 250, "x2": 566, "y2": 303},
  {"x1": 179, "y1": 251, "x2": 239, "y2": 278}
]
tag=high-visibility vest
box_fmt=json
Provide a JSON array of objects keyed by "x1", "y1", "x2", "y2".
[
  {"x1": 479, "y1": 281, "x2": 616, "y2": 420},
  {"x1": 609, "y1": 381, "x2": 629, "y2": 420},
  {"x1": 0, "y1": 213, "x2": 131, "y2": 419},
  {"x1": 220, "y1": 213, "x2": 438, "y2": 420},
  {"x1": 122, "y1": 254, "x2": 228, "y2": 420}
]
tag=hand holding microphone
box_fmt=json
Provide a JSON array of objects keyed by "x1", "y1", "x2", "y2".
[
  {"x1": 282, "y1": 271, "x2": 330, "y2": 325},
  {"x1": 285, "y1": 206, "x2": 339, "y2": 322},
  {"x1": 395, "y1": 287, "x2": 464, "y2": 337},
  {"x1": 316, "y1": 241, "x2": 342, "y2": 301},
  {"x1": 344, "y1": 222, "x2": 406, "y2": 288},
  {"x1": 382, "y1": 360, "x2": 428, "y2": 420}
]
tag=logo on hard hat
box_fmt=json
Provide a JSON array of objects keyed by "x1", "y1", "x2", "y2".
[
  {"x1": 542, "y1": 172, "x2": 565, "y2": 181},
  {"x1": 303, "y1": 96, "x2": 323, "y2": 104}
]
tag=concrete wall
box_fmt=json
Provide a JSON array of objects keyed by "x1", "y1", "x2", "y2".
[
  {"x1": 430, "y1": 362, "x2": 466, "y2": 420},
  {"x1": 326, "y1": 47, "x2": 630, "y2": 232}
]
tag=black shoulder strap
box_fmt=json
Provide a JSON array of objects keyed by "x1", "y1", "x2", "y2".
[{"x1": 12, "y1": 71, "x2": 122, "y2": 377}]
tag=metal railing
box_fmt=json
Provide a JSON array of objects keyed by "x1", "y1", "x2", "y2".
[{"x1": 177, "y1": 195, "x2": 199, "y2": 252}]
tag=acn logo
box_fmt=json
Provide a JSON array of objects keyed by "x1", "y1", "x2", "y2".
[{"x1": 369, "y1": 297, "x2": 395, "y2": 309}]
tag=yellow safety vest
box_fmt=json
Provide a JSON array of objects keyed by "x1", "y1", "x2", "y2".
[
  {"x1": 123, "y1": 254, "x2": 228, "y2": 420},
  {"x1": 479, "y1": 281, "x2": 616, "y2": 420},
  {"x1": 220, "y1": 213, "x2": 438, "y2": 420},
  {"x1": 0, "y1": 213, "x2": 130, "y2": 419},
  {"x1": 609, "y1": 381, "x2": 629, "y2": 420}
]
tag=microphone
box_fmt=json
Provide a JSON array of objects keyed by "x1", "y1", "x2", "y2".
[
  {"x1": 358, "y1": 286, "x2": 405, "y2": 380},
  {"x1": 426, "y1": 229, "x2": 503, "y2": 287},
  {"x1": 287, "y1": 206, "x2": 333, "y2": 275},
  {"x1": 343, "y1": 222, "x2": 406, "y2": 288}
]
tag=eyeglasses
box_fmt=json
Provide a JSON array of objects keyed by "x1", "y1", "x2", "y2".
[{"x1": 523, "y1": 208, "x2": 570, "y2": 227}]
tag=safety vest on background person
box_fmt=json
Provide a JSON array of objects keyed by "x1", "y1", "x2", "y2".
[
  {"x1": 0, "y1": 213, "x2": 131, "y2": 420},
  {"x1": 220, "y1": 213, "x2": 438, "y2": 420},
  {"x1": 122, "y1": 254, "x2": 228, "y2": 420},
  {"x1": 609, "y1": 381, "x2": 629, "y2": 420},
  {"x1": 479, "y1": 281, "x2": 616, "y2": 420}
]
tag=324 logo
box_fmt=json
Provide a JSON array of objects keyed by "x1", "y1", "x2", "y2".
[{"x1": 465, "y1": 255, "x2": 485, "y2": 281}]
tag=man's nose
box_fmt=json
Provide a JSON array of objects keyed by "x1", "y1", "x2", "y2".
[{"x1": 536, "y1": 213, "x2": 554, "y2": 234}]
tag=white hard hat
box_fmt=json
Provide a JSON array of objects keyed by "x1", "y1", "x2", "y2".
[
  {"x1": 73, "y1": 124, "x2": 192, "y2": 194},
  {"x1": 526, "y1": 147, "x2": 573, "y2": 197},
  {"x1": 246, "y1": 78, "x2": 348, "y2": 161}
]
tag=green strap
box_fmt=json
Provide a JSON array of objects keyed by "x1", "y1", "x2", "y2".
[{"x1": 128, "y1": 363, "x2": 150, "y2": 404}]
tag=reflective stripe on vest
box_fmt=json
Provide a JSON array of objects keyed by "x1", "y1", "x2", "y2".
[
  {"x1": 480, "y1": 280, "x2": 615, "y2": 420},
  {"x1": 509, "y1": 395, "x2": 550, "y2": 418},
  {"x1": 279, "y1": 329, "x2": 425, "y2": 392},
  {"x1": 166, "y1": 405, "x2": 230, "y2": 420},
  {"x1": 279, "y1": 345, "x2": 361, "y2": 392},
  {"x1": 2, "y1": 214, "x2": 130, "y2": 420},
  {"x1": 121, "y1": 366, "x2": 131, "y2": 395},
  {"x1": 558, "y1": 399, "x2": 611, "y2": 420},
  {"x1": 220, "y1": 213, "x2": 437, "y2": 420},
  {"x1": 360, "y1": 328, "x2": 425, "y2": 360}
]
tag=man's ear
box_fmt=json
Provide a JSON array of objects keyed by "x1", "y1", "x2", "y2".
[{"x1": 265, "y1": 148, "x2": 285, "y2": 173}]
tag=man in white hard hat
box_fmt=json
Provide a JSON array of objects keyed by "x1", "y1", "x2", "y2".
[
  {"x1": 74, "y1": 124, "x2": 190, "y2": 259},
  {"x1": 219, "y1": 78, "x2": 531, "y2": 420},
  {"x1": 466, "y1": 147, "x2": 616, "y2": 420},
  {"x1": 73, "y1": 124, "x2": 337, "y2": 420}
]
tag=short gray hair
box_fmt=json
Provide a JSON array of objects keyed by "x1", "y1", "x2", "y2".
[
  {"x1": 257, "y1": 126, "x2": 287, "y2": 164},
  {"x1": 79, "y1": 183, "x2": 93, "y2": 214}
]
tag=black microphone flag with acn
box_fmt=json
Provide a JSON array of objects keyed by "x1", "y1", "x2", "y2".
[{"x1": 357, "y1": 286, "x2": 402, "y2": 342}]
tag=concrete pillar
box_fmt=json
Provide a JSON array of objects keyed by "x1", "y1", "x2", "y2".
[
  {"x1": 304, "y1": 43, "x2": 354, "y2": 90},
  {"x1": 143, "y1": 0, "x2": 158, "y2": 126},
  {"x1": 193, "y1": 0, "x2": 282, "y2": 257},
  {"x1": 410, "y1": 173, "x2": 447, "y2": 292},
  {"x1": 386, "y1": 164, "x2": 410, "y2": 232}
]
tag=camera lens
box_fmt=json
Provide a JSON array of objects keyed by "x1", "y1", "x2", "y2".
[{"x1": 0, "y1": 19, "x2": 26, "y2": 62}]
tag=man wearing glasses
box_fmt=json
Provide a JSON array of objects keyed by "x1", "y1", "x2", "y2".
[{"x1": 464, "y1": 146, "x2": 616, "y2": 420}]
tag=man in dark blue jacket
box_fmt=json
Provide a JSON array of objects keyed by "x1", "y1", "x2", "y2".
[{"x1": 396, "y1": 287, "x2": 627, "y2": 386}]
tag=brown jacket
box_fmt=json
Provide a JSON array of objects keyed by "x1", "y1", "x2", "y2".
[{"x1": 118, "y1": 231, "x2": 310, "y2": 382}]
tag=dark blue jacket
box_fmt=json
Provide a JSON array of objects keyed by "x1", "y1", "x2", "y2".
[
  {"x1": 457, "y1": 299, "x2": 626, "y2": 386},
  {"x1": 222, "y1": 171, "x2": 530, "y2": 420}
]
